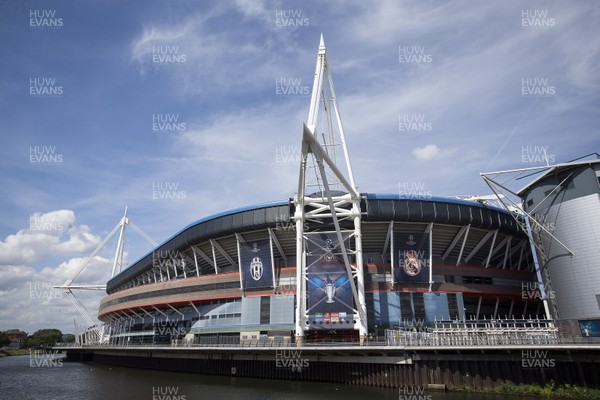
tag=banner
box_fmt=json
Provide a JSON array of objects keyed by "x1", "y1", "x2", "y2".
[
  {"x1": 580, "y1": 320, "x2": 600, "y2": 337},
  {"x1": 240, "y1": 238, "x2": 273, "y2": 289},
  {"x1": 305, "y1": 232, "x2": 354, "y2": 329},
  {"x1": 394, "y1": 232, "x2": 430, "y2": 283}
]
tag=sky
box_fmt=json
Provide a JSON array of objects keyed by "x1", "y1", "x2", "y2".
[{"x1": 0, "y1": 0, "x2": 598, "y2": 335}]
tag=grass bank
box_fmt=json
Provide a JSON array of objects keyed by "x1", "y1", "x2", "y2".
[
  {"x1": 455, "y1": 381, "x2": 600, "y2": 399},
  {"x1": 0, "y1": 349, "x2": 34, "y2": 356}
]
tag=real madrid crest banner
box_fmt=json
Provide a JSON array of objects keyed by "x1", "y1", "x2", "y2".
[
  {"x1": 305, "y1": 232, "x2": 354, "y2": 329},
  {"x1": 240, "y1": 238, "x2": 273, "y2": 289},
  {"x1": 394, "y1": 232, "x2": 430, "y2": 283}
]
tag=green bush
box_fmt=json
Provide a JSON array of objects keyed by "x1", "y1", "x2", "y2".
[
  {"x1": 26, "y1": 329, "x2": 63, "y2": 348},
  {"x1": 454, "y1": 381, "x2": 600, "y2": 399}
]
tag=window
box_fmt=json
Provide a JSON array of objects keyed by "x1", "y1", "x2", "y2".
[
  {"x1": 462, "y1": 276, "x2": 492, "y2": 285},
  {"x1": 448, "y1": 294, "x2": 459, "y2": 320},
  {"x1": 399, "y1": 293, "x2": 413, "y2": 321},
  {"x1": 260, "y1": 297, "x2": 270, "y2": 325},
  {"x1": 413, "y1": 294, "x2": 426, "y2": 321}
]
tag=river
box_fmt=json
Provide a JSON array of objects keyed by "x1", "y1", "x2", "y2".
[{"x1": 0, "y1": 354, "x2": 528, "y2": 400}]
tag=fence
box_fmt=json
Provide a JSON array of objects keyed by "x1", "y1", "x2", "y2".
[
  {"x1": 57, "y1": 336, "x2": 600, "y2": 349},
  {"x1": 57, "y1": 319, "x2": 600, "y2": 349},
  {"x1": 386, "y1": 318, "x2": 566, "y2": 346}
]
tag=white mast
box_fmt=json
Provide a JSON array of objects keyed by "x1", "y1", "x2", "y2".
[
  {"x1": 294, "y1": 35, "x2": 368, "y2": 344},
  {"x1": 54, "y1": 207, "x2": 156, "y2": 344},
  {"x1": 111, "y1": 206, "x2": 129, "y2": 278}
]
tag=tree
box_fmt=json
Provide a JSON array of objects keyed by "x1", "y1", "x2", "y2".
[
  {"x1": 0, "y1": 331, "x2": 10, "y2": 347},
  {"x1": 26, "y1": 329, "x2": 63, "y2": 348}
]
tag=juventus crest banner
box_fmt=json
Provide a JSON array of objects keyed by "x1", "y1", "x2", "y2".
[
  {"x1": 240, "y1": 238, "x2": 273, "y2": 289},
  {"x1": 394, "y1": 232, "x2": 430, "y2": 283},
  {"x1": 305, "y1": 232, "x2": 354, "y2": 329}
]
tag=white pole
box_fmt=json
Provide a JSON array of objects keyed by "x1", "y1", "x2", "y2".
[
  {"x1": 111, "y1": 206, "x2": 128, "y2": 278},
  {"x1": 268, "y1": 228, "x2": 277, "y2": 290},
  {"x1": 429, "y1": 225, "x2": 433, "y2": 292},
  {"x1": 353, "y1": 202, "x2": 368, "y2": 342},
  {"x1": 524, "y1": 215, "x2": 552, "y2": 320},
  {"x1": 236, "y1": 234, "x2": 244, "y2": 295},
  {"x1": 294, "y1": 201, "x2": 305, "y2": 344}
]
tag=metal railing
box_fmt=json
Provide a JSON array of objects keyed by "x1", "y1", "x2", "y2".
[
  {"x1": 55, "y1": 335, "x2": 600, "y2": 349},
  {"x1": 56, "y1": 319, "x2": 600, "y2": 349},
  {"x1": 385, "y1": 321, "x2": 600, "y2": 347},
  {"x1": 385, "y1": 332, "x2": 560, "y2": 347}
]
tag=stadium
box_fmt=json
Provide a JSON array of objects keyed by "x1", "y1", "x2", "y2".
[
  {"x1": 98, "y1": 193, "x2": 539, "y2": 345},
  {"x1": 89, "y1": 36, "x2": 598, "y2": 347},
  {"x1": 47, "y1": 33, "x2": 600, "y2": 393}
]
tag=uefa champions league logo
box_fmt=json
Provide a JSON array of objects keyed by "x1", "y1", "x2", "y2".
[
  {"x1": 250, "y1": 243, "x2": 263, "y2": 281},
  {"x1": 321, "y1": 238, "x2": 336, "y2": 262}
]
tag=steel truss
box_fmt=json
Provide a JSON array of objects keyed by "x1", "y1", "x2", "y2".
[
  {"x1": 480, "y1": 164, "x2": 578, "y2": 321},
  {"x1": 54, "y1": 207, "x2": 156, "y2": 344},
  {"x1": 294, "y1": 36, "x2": 368, "y2": 343}
]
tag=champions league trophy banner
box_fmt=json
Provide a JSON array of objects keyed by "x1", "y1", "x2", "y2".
[
  {"x1": 240, "y1": 238, "x2": 273, "y2": 289},
  {"x1": 305, "y1": 232, "x2": 354, "y2": 329},
  {"x1": 580, "y1": 320, "x2": 600, "y2": 337},
  {"x1": 394, "y1": 232, "x2": 430, "y2": 283}
]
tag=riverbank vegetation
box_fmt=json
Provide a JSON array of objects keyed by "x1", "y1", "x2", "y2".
[
  {"x1": 1, "y1": 328, "x2": 73, "y2": 355},
  {"x1": 457, "y1": 381, "x2": 600, "y2": 399},
  {"x1": 0, "y1": 349, "x2": 31, "y2": 356}
]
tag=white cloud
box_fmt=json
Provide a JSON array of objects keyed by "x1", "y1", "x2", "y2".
[
  {"x1": 129, "y1": 12, "x2": 280, "y2": 97},
  {"x1": 130, "y1": 17, "x2": 212, "y2": 77},
  {"x1": 0, "y1": 210, "x2": 100, "y2": 266},
  {"x1": 0, "y1": 211, "x2": 111, "y2": 333},
  {"x1": 0, "y1": 261, "x2": 108, "y2": 334},
  {"x1": 169, "y1": 101, "x2": 307, "y2": 206},
  {"x1": 127, "y1": 3, "x2": 321, "y2": 101},
  {"x1": 234, "y1": 0, "x2": 271, "y2": 24},
  {"x1": 412, "y1": 144, "x2": 441, "y2": 161}
]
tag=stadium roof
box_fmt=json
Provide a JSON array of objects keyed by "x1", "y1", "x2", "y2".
[
  {"x1": 516, "y1": 158, "x2": 600, "y2": 196},
  {"x1": 106, "y1": 193, "x2": 521, "y2": 291}
]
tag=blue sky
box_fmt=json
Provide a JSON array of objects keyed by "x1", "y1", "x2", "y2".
[{"x1": 0, "y1": 0, "x2": 598, "y2": 333}]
